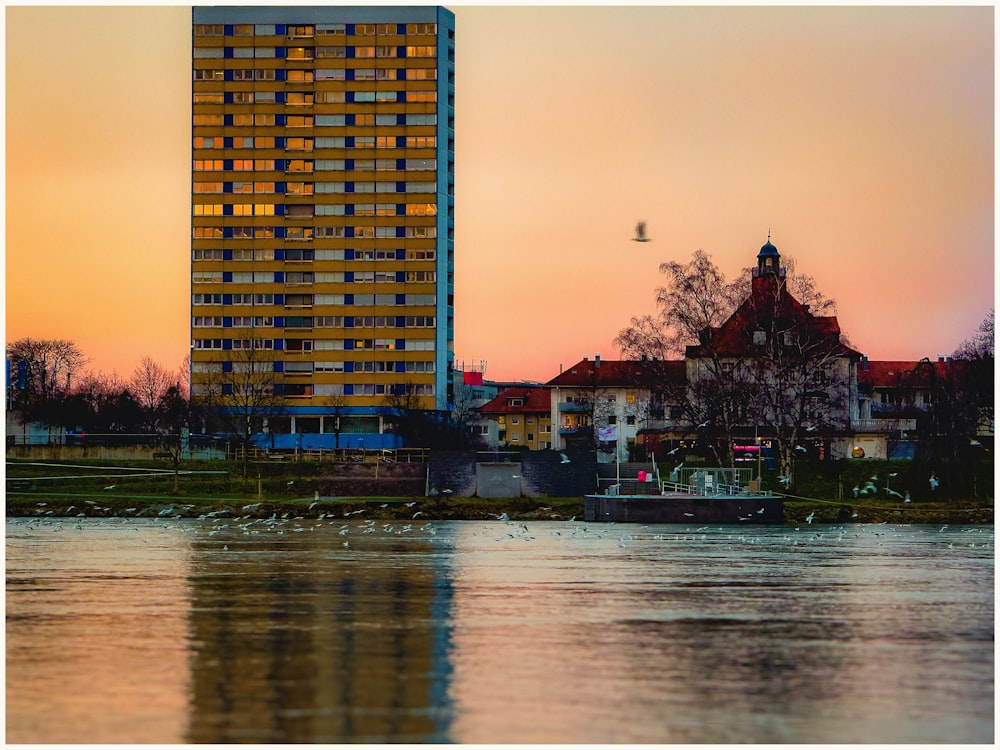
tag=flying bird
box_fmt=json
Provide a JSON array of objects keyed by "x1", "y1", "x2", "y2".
[
  {"x1": 632, "y1": 221, "x2": 652, "y2": 242},
  {"x1": 560, "y1": 452, "x2": 571, "y2": 464}
]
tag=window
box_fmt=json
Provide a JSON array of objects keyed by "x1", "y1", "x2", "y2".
[
  {"x1": 287, "y1": 70, "x2": 314, "y2": 83},
  {"x1": 314, "y1": 137, "x2": 345, "y2": 148},
  {"x1": 353, "y1": 69, "x2": 375, "y2": 81},
  {"x1": 317, "y1": 23, "x2": 345, "y2": 35},
  {"x1": 194, "y1": 48, "x2": 223, "y2": 59},
  {"x1": 608, "y1": 416, "x2": 617, "y2": 425},
  {"x1": 287, "y1": 25, "x2": 313, "y2": 38},
  {"x1": 406, "y1": 203, "x2": 436, "y2": 216},
  {"x1": 406, "y1": 114, "x2": 436, "y2": 126},
  {"x1": 376, "y1": 69, "x2": 397, "y2": 81},
  {"x1": 286, "y1": 137, "x2": 313, "y2": 151},
  {"x1": 316, "y1": 115, "x2": 346, "y2": 127},
  {"x1": 286, "y1": 115, "x2": 313, "y2": 128},
  {"x1": 192, "y1": 293, "x2": 223, "y2": 305},
  {"x1": 406, "y1": 91, "x2": 436, "y2": 103},
  {"x1": 192, "y1": 249, "x2": 223, "y2": 261},
  {"x1": 286, "y1": 182, "x2": 313, "y2": 196},
  {"x1": 193, "y1": 115, "x2": 223, "y2": 126},
  {"x1": 405, "y1": 68, "x2": 437, "y2": 80},
  {"x1": 255, "y1": 24, "x2": 276, "y2": 35},
  {"x1": 315, "y1": 159, "x2": 345, "y2": 171},
  {"x1": 194, "y1": 136, "x2": 223, "y2": 148},
  {"x1": 193, "y1": 69, "x2": 224, "y2": 81},
  {"x1": 194, "y1": 24, "x2": 224, "y2": 36},
  {"x1": 406, "y1": 45, "x2": 436, "y2": 57},
  {"x1": 193, "y1": 181, "x2": 223, "y2": 193},
  {"x1": 316, "y1": 46, "x2": 346, "y2": 58},
  {"x1": 193, "y1": 203, "x2": 223, "y2": 216},
  {"x1": 626, "y1": 415, "x2": 636, "y2": 425},
  {"x1": 286, "y1": 47, "x2": 313, "y2": 61},
  {"x1": 193, "y1": 227, "x2": 223, "y2": 239},
  {"x1": 194, "y1": 159, "x2": 224, "y2": 171},
  {"x1": 193, "y1": 92, "x2": 224, "y2": 104},
  {"x1": 405, "y1": 227, "x2": 436, "y2": 239},
  {"x1": 315, "y1": 69, "x2": 345, "y2": 81},
  {"x1": 406, "y1": 136, "x2": 436, "y2": 148},
  {"x1": 406, "y1": 23, "x2": 437, "y2": 34},
  {"x1": 316, "y1": 90, "x2": 345, "y2": 104},
  {"x1": 254, "y1": 69, "x2": 276, "y2": 81}
]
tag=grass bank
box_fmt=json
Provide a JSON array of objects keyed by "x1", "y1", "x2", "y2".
[{"x1": 5, "y1": 457, "x2": 992, "y2": 524}]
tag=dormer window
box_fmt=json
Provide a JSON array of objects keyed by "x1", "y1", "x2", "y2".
[
  {"x1": 507, "y1": 398, "x2": 523, "y2": 407},
  {"x1": 753, "y1": 329, "x2": 767, "y2": 345}
]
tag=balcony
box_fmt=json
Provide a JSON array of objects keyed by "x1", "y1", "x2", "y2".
[
  {"x1": 558, "y1": 401, "x2": 592, "y2": 414},
  {"x1": 853, "y1": 418, "x2": 918, "y2": 434}
]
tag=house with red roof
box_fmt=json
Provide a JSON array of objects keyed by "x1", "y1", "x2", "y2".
[
  {"x1": 544, "y1": 355, "x2": 686, "y2": 460},
  {"x1": 476, "y1": 386, "x2": 553, "y2": 451}
]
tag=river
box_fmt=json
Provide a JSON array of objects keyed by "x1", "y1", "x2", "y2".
[{"x1": 6, "y1": 517, "x2": 994, "y2": 744}]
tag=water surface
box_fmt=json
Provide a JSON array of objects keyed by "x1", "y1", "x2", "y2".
[{"x1": 6, "y1": 518, "x2": 993, "y2": 743}]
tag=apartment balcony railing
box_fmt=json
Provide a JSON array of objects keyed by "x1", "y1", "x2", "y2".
[
  {"x1": 852, "y1": 418, "x2": 918, "y2": 433},
  {"x1": 558, "y1": 401, "x2": 592, "y2": 414}
]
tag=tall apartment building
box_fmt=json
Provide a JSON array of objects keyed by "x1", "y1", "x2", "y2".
[{"x1": 191, "y1": 6, "x2": 455, "y2": 450}]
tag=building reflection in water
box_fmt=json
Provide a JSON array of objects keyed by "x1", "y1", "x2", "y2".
[{"x1": 184, "y1": 529, "x2": 455, "y2": 743}]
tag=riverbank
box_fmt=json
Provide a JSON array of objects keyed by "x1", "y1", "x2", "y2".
[{"x1": 5, "y1": 493, "x2": 992, "y2": 525}]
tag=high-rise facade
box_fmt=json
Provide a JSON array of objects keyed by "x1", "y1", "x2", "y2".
[{"x1": 191, "y1": 6, "x2": 454, "y2": 449}]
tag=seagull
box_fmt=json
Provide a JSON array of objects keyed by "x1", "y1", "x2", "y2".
[
  {"x1": 852, "y1": 485, "x2": 860, "y2": 497},
  {"x1": 777, "y1": 476, "x2": 791, "y2": 486},
  {"x1": 103, "y1": 485, "x2": 116, "y2": 491},
  {"x1": 970, "y1": 438, "x2": 982, "y2": 446},
  {"x1": 887, "y1": 488, "x2": 903, "y2": 499},
  {"x1": 929, "y1": 473, "x2": 939, "y2": 491},
  {"x1": 795, "y1": 445, "x2": 807, "y2": 453},
  {"x1": 697, "y1": 421, "x2": 710, "y2": 429},
  {"x1": 666, "y1": 446, "x2": 680, "y2": 456},
  {"x1": 559, "y1": 452, "x2": 571, "y2": 464},
  {"x1": 309, "y1": 501, "x2": 319, "y2": 510},
  {"x1": 287, "y1": 480, "x2": 294, "y2": 486},
  {"x1": 632, "y1": 221, "x2": 652, "y2": 242},
  {"x1": 404, "y1": 501, "x2": 417, "y2": 507},
  {"x1": 805, "y1": 512, "x2": 816, "y2": 524},
  {"x1": 904, "y1": 492, "x2": 912, "y2": 503}
]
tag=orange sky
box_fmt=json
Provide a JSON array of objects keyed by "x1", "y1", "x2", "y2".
[{"x1": 6, "y1": 4, "x2": 995, "y2": 384}]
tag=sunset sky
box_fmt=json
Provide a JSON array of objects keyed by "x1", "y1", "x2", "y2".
[{"x1": 6, "y1": 4, "x2": 995, "y2": 384}]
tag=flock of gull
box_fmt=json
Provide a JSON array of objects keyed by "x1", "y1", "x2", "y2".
[{"x1": 7, "y1": 501, "x2": 991, "y2": 554}]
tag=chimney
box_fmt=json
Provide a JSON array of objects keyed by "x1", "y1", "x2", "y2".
[
  {"x1": 595, "y1": 353, "x2": 601, "y2": 367},
  {"x1": 582, "y1": 355, "x2": 588, "y2": 361}
]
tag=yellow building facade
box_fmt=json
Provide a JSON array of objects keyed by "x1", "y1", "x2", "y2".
[{"x1": 191, "y1": 7, "x2": 455, "y2": 449}]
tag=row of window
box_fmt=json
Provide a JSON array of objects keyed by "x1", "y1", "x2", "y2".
[
  {"x1": 193, "y1": 337, "x2": 434, "y2": 352},
  {"x1": 195, "y1": 45, "x2": 435, "y2": 59},
  {"x1": 193, "y1": 135, "x2": 438, "y2": 150},
  {"x1": 195, "y1": 158, "x2": 436, "y2": 172},
  {"x1": 194, "y1": 67, "x2": 437, "y2": 82},
  {"x1": 193, "y1": 113, "x2": 437, "y2": 126},
  {"x1": 193, "y1": 203, "x2": 437, "y2": 217},
  {"x1": 194, "y1": 181, "x2": 437, "y2": 194},
  {"x1": 194, "y1": 314, "x2": 435, "y2": 327},
  {"x1": 193, "y1": 227, "x2": 437, "y2": 240},
  {"x1": 194, "y1": 23, "x2": 438, "y2": 37},
  {"x1": 194, "y1": 90, "x2": 437, "y2": 105},
  {"x1": 193, "y1": 269, "x2": 435, "y2": 283},
  {"x1": 193, "y1": 248, "x2": 435, "y2": 261},
  {"x1": 193, "y1": 289, "x2": 438, "y2": 308}
]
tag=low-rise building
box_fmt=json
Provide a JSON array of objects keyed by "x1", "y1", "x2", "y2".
[{"x1": 476, "y1": 386, "x2": 553, "y2": 451}]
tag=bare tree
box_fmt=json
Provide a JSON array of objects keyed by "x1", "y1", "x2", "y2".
[
  {"x1": 6, "y1": 338, "x2": 88, "y2": 441},
  {"x1": 130, "y1": 356, "x2": 173, "y2": 432},
  {"x1": 615, "y1": 247, "x2": 855, "y2": 481},
  {"x1": 326, "y1": 391, "x2": 349, "y2": 451}
]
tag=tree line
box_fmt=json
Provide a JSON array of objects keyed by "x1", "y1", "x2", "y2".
[{"x1": 6, "y1": 339, "x2": 194, "y2": 440}]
